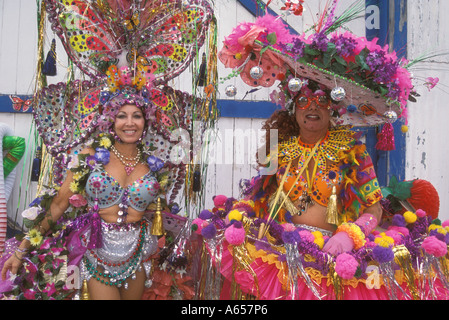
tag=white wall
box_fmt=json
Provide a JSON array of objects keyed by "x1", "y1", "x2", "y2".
[{"x1": 406, "y1": 0, "x2": 449, "y2": 221}]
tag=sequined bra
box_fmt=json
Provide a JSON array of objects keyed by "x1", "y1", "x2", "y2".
[{"x1": 85, "y1": 170, "x2": 160, "y2": 211}]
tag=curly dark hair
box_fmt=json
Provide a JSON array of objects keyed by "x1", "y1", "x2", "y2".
[{"x1": 257, "y1": 109, "x2": 299, "y2": 167}]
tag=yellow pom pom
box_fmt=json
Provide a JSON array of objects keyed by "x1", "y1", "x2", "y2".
[
  {"x1": 403, "y1": 211, "x2": 417, "y2": 224},
  {"x1": 314, "y1": 237, "x2": 325, "y2": 249},
  {"x1": 375, "y1": 235, "x2": 394, "y2": 248},
  {"x1": 429, "y1": 224, "x2": 441, "y2": 232},
  {"x1": 401, "y1": 125, "x2": 409, "y2": 133},
  {"x1": 228, "y1": 209, "x2": 243, "y2": 222},
  {"x1": 312, "y1": 231, "x2": 323, "y2": 239},
  {"x1": 235, "y1": 53, "x2": 242, "y2": 60}
]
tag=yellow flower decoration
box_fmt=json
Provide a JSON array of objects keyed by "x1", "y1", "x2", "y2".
[
  {"x1": 72, "y1": 171, "x2": 84, "y2": 181},
  {"x1": 99, "y1": 137, "x2": 112, "y2": 148},
  {"x1": 28, "y1": 229, "x2": 43, "y2": 247},
  {"x1": 69, "y1": 181, "x2": 80, "y2": 193}
]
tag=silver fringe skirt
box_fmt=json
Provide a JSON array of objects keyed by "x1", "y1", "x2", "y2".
[{"x1": 79, "y1": 219, "x2": 158, "y2": 289}]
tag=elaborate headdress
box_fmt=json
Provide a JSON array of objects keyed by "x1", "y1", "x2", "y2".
[
  {"x1": 34, "y1": 0, "x2": 217, "y2": 205},
  {"x1": 219, "y1": 1, "x2": 433, "y2": 150}
]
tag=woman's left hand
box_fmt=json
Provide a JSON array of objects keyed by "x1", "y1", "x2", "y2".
[{"x1": 323, "y1": 231, "x2": 354, "y2": 256}]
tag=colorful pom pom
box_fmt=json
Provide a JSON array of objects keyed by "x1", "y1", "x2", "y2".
[
  {"x1": 225, "y1": 224, "x2": 246, "y2": 245},
  {"x1": 228, "y1": 209, "x2": 243, "y2": 222},
  {"x1": 422, "y1": 236, "x2": 448, "y2": 257},
  {"x1": 335, "y1": 253, "x2": 359, "y2": 280},
  {"x1": 403, "y1": 211, "x2": 417, "y2": 224}
]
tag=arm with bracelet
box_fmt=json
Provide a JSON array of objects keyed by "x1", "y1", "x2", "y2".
[
  {"x1": 323, "y1": 207, "x2": 381, "y2": 256},
  {"x1": 1, "y1": 170, "x2": 74, "y2": 281}
]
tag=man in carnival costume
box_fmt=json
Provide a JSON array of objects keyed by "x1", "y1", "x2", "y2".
[
  {"x1": 0, "y1": 0, "x2": 217, "y2": 300},
  {"x1": 194, "y1": 1, "x2": 449, "y2": 300}
]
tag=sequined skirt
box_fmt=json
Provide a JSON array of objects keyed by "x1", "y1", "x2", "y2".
[{"x1": 79, "y1": 219, "x2": 158, "y2": 288}]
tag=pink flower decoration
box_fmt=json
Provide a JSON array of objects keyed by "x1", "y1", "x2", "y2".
[
  {"x1": 424, "y1": 77, "x2": 439, "y2": 91},
  {"x1": 422, "y1": 236, "x2": 448, "y2": 257},
  {"x1": 69, "y1": 194, "x2": 88, "y2": 208},
  {"x1": 23, "y1": 289, "x2": 37, "y2": 300},
  {"x1": 335, "y1": 253, "x2": 359, "y2": 280}
]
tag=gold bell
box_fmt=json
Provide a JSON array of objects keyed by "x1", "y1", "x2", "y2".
[
  {"x1": 80, "y1": 280, "x2": 90, "y2": 300},
  {"x1": 325, "y1": 186, "x2": 340, "y2": 226},
  {"x1": 151, "y1": 197, "x2": 165, "y2": 236}
]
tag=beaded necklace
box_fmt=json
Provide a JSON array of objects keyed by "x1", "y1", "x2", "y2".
[
  {"x1": 279, "y1": 126, "x2": 354, "y2": 171},
  {"x1": 277, "y1": 126, "x2": 354, "y2": 213},
  {"x1": 110, "y1": 145, "x2": 142, "y2": 175}
]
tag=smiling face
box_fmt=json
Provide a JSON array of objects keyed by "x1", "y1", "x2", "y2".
[
  {"x1": 294, "y1": 94, "x2": 331, "y2": 143},
  {"x1": 113, "y1": 104, "x2": 146, "y2": 144}
]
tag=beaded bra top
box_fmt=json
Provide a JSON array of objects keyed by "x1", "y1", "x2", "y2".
[{"x1": 85, "y1": 170, "x2": 159, "y2": 211}]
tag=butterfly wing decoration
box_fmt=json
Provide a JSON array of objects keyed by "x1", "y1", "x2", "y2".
[
  {"x1": 9, "y1": 95, "x2": 33, "y2": 112},
  {"x1": 45, "y1": 0, "x2": 214, "y2": 83},
  {"x1": 34, "y1": 80, "x2": 102, "y2": 157}
]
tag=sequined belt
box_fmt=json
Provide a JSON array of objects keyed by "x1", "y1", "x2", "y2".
[
  {"x1": 80, "y1": 219, "x2": 157, "y2": 288},
  {"x1": 294, "y1": 224, "x2": 334, "y2": 238}
]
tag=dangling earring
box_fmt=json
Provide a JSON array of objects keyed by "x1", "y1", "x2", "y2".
[
  {"x1": 138, "y1": 129, "x2": 147, "y2": 144},
  {"x1": 109, "y1": 128, "x2": 121, "y2": 143},
  {"x1": 287, "y1": 102, "x2": 296, "y2": 116}
]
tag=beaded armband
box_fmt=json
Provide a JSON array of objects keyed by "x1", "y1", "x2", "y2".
[{"x1": 337, "y1": 223, "x2": 366, "y2": 250}]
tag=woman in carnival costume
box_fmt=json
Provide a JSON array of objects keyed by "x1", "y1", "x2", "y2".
[
  {"x1": 195, "y1": 2, "x2": 449, "y2": 300},
  {"x1": 0, "y1": 0, "x2": 216, "y2": 300}
]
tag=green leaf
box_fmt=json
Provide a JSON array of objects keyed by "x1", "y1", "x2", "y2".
[
  {"x1": 304, "y1": 45, "x2": 321, "y2": 56},
  {"x1": 334, "y1": 55, "x2": 348, "y2": 67},
  {"x1": 323, "y1": 53, "x2": 332, "y2": 67},
  {"x1": 355, "y1": 55, "x2": 370, "y2": 70},
  {"x1": 267, "y1": 32, "x2": 277, "y2": 45},
  {"x1": 260, "y1": 46, "x2": 269, "y2": 56}
]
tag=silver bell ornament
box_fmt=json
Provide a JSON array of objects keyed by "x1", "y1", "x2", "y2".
[
  {"x1": 384, "y1": 110, "x2": 398, "y2": 123},
  {"x1": 288, "y1": 78, "x2": 304, "y2": 92},
  {"x1": 250, "y1": 66, "x2": 264, "y2": 80},
  {"x1": 225, "y1": 85, "x2": 237, "y2": 97},
  {"x1": 331, "y1": 87, "x2": 346, "y2": 102}
]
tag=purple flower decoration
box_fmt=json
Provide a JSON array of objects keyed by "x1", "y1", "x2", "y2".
[
  {"x1": 170, "y1": 203, "x2": 180, "y2": 215},
  {"x1": 94, "y1": 148, "x2": 110, "y2": 165},
  {"x1": 29, "y1": 196, "x2": 43, "y2": 207},
  {"x1": 330, "y1": 34, "x2": 357, "y2": 57},
  {"x1": 290, "y1": 38, "x2": 305, "y2": 57},
  {"x1": 85, "y1": 155, "x2": 98, "y2": 170},
  {"x1": 310, "y1": 31, "x2": 328, "y2": 52},
  {"x1": 147, "y1": 155, "x2": 164, "y2": 172}
]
